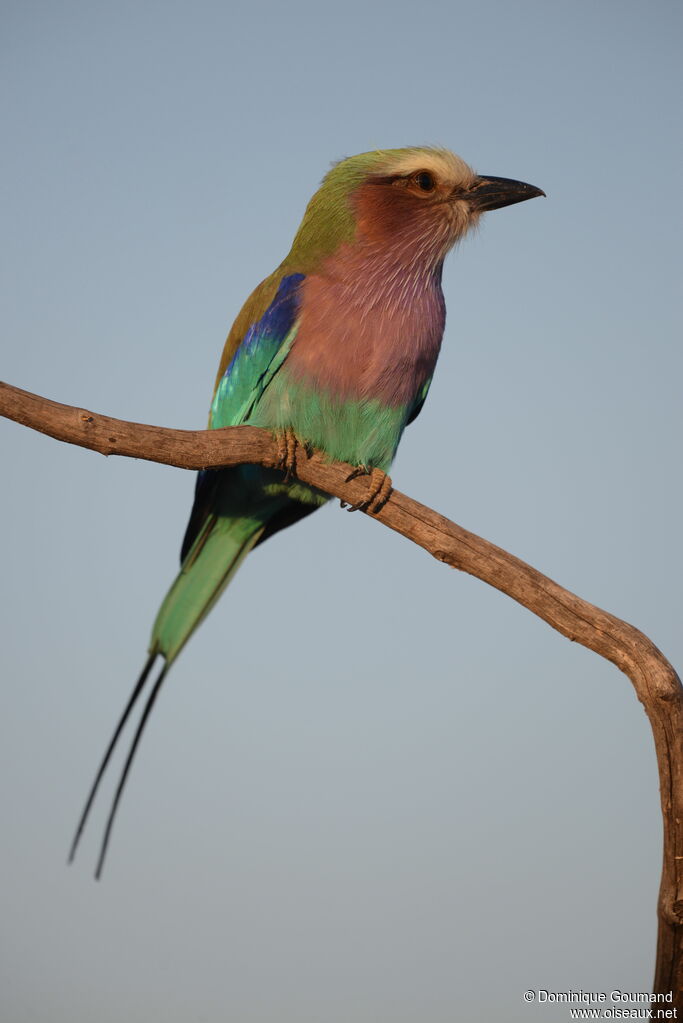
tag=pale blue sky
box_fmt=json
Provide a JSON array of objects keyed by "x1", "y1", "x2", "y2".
[{"x1": 2, "y1": 1, "x2": 682, "y2": 1021}]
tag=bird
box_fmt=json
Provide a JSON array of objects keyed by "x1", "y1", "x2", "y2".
[{"x1": 69, "y1": 146, "x2": 544, "y2": 876}]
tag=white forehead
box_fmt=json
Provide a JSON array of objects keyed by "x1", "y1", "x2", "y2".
[{"x1": 382, "y1": 147, "x2": 475, "y2": 187}]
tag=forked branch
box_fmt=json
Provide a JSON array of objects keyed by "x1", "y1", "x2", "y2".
[{"x1": 2, "y1": 379, "x2": 682, "y2": 1003}]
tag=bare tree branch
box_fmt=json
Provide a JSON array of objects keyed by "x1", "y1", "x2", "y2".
[{"x1": 3, "y1": 378, "x2": 683, "y2": 1003}]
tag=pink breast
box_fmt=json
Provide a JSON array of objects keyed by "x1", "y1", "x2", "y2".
[{"x1": 287, "y1": 265, "x2": 446, "y2": 408}]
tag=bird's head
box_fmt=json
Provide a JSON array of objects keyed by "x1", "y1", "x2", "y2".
[{"x1": 286, "y1": 147, "x2": 544, "y2": 273}]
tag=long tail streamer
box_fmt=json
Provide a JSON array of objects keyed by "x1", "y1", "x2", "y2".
[
  {"x1": 94, "y1": 661, "x2": 169, "y2": 879},
  {"x1": 68, "y1": 650, "x2": 160, "y2": 875}
]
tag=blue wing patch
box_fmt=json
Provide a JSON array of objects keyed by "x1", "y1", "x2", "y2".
[
  {"x1": 210, "y1": 273, "x2": 304, "y2": 429},
  {"x1": 406, "y1": 375, "x2": 433, "y2": 425},
  {"x1": 180, "y1": 273, "x2": 304, "y2": 563}
]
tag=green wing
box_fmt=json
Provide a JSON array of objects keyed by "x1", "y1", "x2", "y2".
[
  {"x1": 209, "y1": 272, "x2": 304, "y2": 428},
  {"x1": 180, "y1": 272, "x2": 305, "y2": 562}
]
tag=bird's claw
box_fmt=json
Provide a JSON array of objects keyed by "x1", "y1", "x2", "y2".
[
  {"x1": 341, "y1": 466, "x2": 393, "y2": 514},
  {"x1": 275, "y1": 428, "x2": 299, "y2": 480}
]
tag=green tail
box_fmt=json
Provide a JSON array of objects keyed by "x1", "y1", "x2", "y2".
[
  {"x1": 151, "y1": 513, "x2": 266, "y2": 665},
  {"x1": 68, "y1": 511, "x2": 269, "y2": 877}
]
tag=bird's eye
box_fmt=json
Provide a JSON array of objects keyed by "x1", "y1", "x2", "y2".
[{"x1": 414, "y1": 171, "x2": 436, "y2": 192}]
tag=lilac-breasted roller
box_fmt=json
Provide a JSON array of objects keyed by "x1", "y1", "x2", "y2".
[{"x1": 70, "y1": 147, "x2": 543, "y2": 875}]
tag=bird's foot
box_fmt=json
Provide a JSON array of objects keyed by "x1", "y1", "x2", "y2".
[
  {"x1": 342, "y1": 466, "x2": 393, "y2": 514},
  {"x1": 274, "y1": 428, "x2": 299, "y2": 480}
]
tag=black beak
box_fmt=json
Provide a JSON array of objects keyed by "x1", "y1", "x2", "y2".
[{"x1": 469, "y1": 175, "x2": 545, "y2": 212}]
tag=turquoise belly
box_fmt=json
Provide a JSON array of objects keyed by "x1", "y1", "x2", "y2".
[{"x1": 249, "y1": 369, "x2": 409, "y2": 473}]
